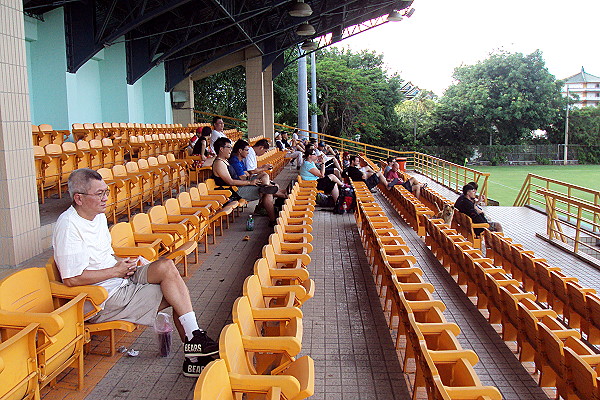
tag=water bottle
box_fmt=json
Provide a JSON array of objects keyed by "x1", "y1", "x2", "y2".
[
  {"x1": 342, "y1": 202, "x2": 348, "y2": 213},
  {"x1": 246, "y1": 214, "x2": 254, "y2": 231}
]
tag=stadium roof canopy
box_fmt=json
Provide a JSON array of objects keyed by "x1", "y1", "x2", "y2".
[{"x1": 23, "y1": 0, "x2": 413, "y2": 90}]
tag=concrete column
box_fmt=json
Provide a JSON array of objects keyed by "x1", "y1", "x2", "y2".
[
  {"x1": 297, "y1": 49, "x2": 309, "y2": 137},
  {"x1": 0, "y1": 1, "x2": 41, "y2": 268},
  {"x1": 245, "y1": 53, "x2": 265, "y2": 139},
  {"x1": 262, "y1": 65, "x2": 274, "y2": 142},
  {"x1": 172, "y1": 77, "x2": 195, "y2": 126}
]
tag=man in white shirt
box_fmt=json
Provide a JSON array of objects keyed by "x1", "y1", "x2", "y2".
[
  {"x1": 53, "y1": 168, "x2": 217, "y2": 377},
  {"x1": 244, "y1": 138, "x2": 273, "y2": 174},
  {"x1": 210, "y1": 116, "x2": 226, "y2": 153}
]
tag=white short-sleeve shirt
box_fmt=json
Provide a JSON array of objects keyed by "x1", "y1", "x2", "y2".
[
  {"x1": 53, "y1": 206, "x2": 125, "y2": 299},
  {"x1": 244, "y1": 146, "x2": 258, "y2": 171},
  {"x1": 210, "y1": 129, "x2": 226, "y2": 152}
]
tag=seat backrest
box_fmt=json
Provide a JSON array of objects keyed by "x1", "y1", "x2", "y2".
[
  {"x1": 193, "y1": 359, "x2": 234, "y2": 400},
  {"x1": 131, "y1": 213, "x2": 153, "y2": 234},
  {"x1": 110, "y1": 222, "x2": 136, "y2": 248},
  {"x1": 231, "y1": 297, "x2": 260, "y2": 338},
  {"x1": 148, "y1": 205, "x2": 168, "y2": 224},
  {"x1": 189, "y1": 187, "x2": 201, "y2": 201},
  {"x1": 177, "y1": 192, "x2": 193, "y2": 208},
  {"x1": 218, "y1": 324, "x2": 254, "y2": 375},
  {"x1": 253, "y1": 258, "x2": 273, "y2": 288},
  {"x1": 97, "y1": 167, "x2": 114, "y2": 180},
  {"x1": 564, "y1": 346, "x2": 597, "y2": 400},
  {"x1": 242, "y1": 275, "x2": 267, "y2": 308},
  {"x1": 126, "y1": 161, "x2": 141, "y2": 174},
  {"x1": 164, "y1": 198, "x2": 182, "y2": 215},
  {"x1": 537, "y1": 322, "x2": 563, "y2": 372},
  {"x1": 0, "y1": 268, "x2": 54, "y2": 313},
  {"x1": 0, "y1": 323, "x2": 40, "y2": 400},
  {"x1": 196, "y1": 183, "x2": 209, "y2": 196}
]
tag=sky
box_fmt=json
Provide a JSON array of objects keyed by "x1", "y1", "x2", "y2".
[{"x1": 335, "y1": 0, "x2": 600, "y2": 96}]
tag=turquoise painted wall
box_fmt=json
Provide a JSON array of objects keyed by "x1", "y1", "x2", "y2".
[
  {"x1": 24, "y1": 9, "x2": 173, "y2": 129},
  {"x1": 26, "y1": 9, "x2": 70, "y2": 129}
]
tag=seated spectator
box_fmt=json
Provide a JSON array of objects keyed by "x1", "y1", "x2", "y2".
[
  {"x1": 314, "y1": 142, "x2": 342, "y2": 178},
  {"x1": 276, "y1": 132, "x2": 303, "y2": 168},
  {"x1": 344, "y1": 155, "x2": 387, "y2": 193},
  {"x1": 385, "y1": 162, "x2": 424, "y2": 197},
  {"x1": 342, "y1": 152, "x2": 351, "y2": 169},
  {"x1": 52, "y1": 168, "x2": 218, "y2": 377},
  {"x1": 210, "y1": 117, "x2": 226, "y2": 153},
  {"x1": 467, "y1": 181, "x2": 487, "y2": 206},
  {"x1": 191, "y1": 126, "x2": 215, "y2": 167},
  {"x1": 244, "y1": 138, "x2": 274, "y2": 175},
  {"x1": 213, "y1": 137, "x2": 278, "y2": 225},
  {"x1": 299, "y1": 148, "x2": 344, "y2": 203},
  {"x1": 230, "y1": 139, "x2": 286, "y2": 198},
  {"x1": 382, "y1": 156, "x2": 395, "y2": 175},
  {"x1": 455, "y1": 184, "x2": 503, "y2": 234}
]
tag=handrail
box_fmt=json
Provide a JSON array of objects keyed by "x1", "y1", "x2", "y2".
[
  {"x1": 412, "y1": 152, "x2": 490, "y2": 202},
  {"x1": 514, "y1": 173, "x2": 600, "y2": 233},
  {"x1": 193, "y1": 111, "x2": 490, "y2": 200},
  {"x1": 537, "y1": 188, "x2": 600, "y2": 257}
]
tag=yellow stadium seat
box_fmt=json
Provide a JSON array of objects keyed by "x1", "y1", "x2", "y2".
[
  {"x1": 243, "y1": 275, "x2": 303, "y2": 320},
  {"x1": 110, "y1": 221, "x2": 162, "y2": 261},
  {"x1": 219, "y1": 324, "x2": 314, "y2": 400},
  {"x1": 0, "y1": 268, "x2": 86, "y2": 390},
  {"x1": 0, "y1": 323, "x2": 40, "y2": 400},
  {"x1": 254, "y1": 258, "x2": 314, "y2": 306},
  {"x1": 193, "y1": 358, "x2": 283, "y2": 400}
]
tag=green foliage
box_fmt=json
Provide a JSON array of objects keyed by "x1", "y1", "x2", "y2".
[
  {"x1": 432, "y1": 50, "x2": 564, "y2": 146},
  {"x1": 193, "y1": 66, "x2": 247, "y2": 120},
  {"x1": 535, "y1": 155, "x2": 551, "y2": 165},
  {"x1": 547, "y1": 105, "x2": 600, "y2": 163},
  {"x1": 274, "y1": 48, "x2": 299, "y2": 127},
  {"x1": 395, "y1": 93, "x2": 438, "y2": 147},
  {"x1": 313, "y1": 48, "x2": 404, "y2": 144}
]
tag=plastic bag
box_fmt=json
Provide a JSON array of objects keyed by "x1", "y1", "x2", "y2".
[{"x1": 154, "y1": 312, "x2": 173, "y2": 357}]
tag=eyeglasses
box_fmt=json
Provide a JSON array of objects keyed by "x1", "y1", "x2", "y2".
[
  {"x1": 223, "y1": 145, "x2": 232, "y2": 149},
  {"x1": 77, "y1": 189, "x2": 110, "y2": 200}
]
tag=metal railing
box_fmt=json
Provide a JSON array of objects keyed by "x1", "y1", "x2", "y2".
[
  {"x1": 514, "y1": 174, "x2": 600, "y2": 233},
  {"x1": 412, "y1": 153, "x2": 490, "y2": 201},
  {"x1": 537, "y1": 188, "x2": 600, "y2": 259},
  {"x1": 192, "y1": 112, "x2": 490, "y2": 200}
]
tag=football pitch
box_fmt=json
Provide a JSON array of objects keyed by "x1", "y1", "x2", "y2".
[{"x1": 469, "y1": 165, "x2": 600, "y2": 206}]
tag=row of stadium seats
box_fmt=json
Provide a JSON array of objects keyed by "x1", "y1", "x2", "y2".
[
  {"x1": 33, "y1": 122, "x2": 193, "y2": 146},
  {"x1": 351, "y1": 179, "x2": 502, "y2": 399},
  {"x1": 382, "y1": 169, "x2": 600, "y2": 400},
  {"x1": 194, "y1": 179, "x2": 318, "y2": 399}
]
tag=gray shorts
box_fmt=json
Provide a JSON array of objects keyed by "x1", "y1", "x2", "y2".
[
  {"x1": 89, "y1": 263, "x2": 163, "y2": 326},
  {"x1": 236, "y1": 185, "x2": 261, "y2": 201}
]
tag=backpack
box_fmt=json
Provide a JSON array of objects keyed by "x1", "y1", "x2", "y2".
[
  {"x1": 334, "y1": 187, "x2": 356, "y2": 214},
  {"x1": 315, "y1": 192, "x2": 334, "y2": 207}
]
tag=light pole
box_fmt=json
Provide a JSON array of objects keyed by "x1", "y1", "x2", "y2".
[{"x1": 564, "y1": 86, "x2": 570, "y2": 165}]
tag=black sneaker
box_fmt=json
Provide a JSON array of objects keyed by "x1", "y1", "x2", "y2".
[
  {"x1": 182, "y1": 356, "x2": 212, "y2": 377},
  {"x1": 184, "y1": 330, "x2": 219, "y2": 357}
]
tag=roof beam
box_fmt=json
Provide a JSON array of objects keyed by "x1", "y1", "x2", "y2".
[
  {"x1": 103, "y1": 0, "x2": 194, "y2": 45},
  {"x1": 209, "y1": 0, "x2": 261, "y2": 54},
  {"x1": 154, "y1": 1, "x2": 289, "y2": 66}
]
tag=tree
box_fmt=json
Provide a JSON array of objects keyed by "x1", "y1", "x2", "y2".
[
  {"x1": 436, "y1": 50, "x2": 564, "y2": 145},
  {"x1": 395, "y1": 91, "x2": 437, "y2": 147},
  {"x1": 194, "y1": 66, "x2": 247, "y2": 120},
  {"x1": 314, "y1": 48, "x2": 404, "y2": 144}
]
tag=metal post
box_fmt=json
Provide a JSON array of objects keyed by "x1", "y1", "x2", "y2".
[
  {"x1": 564, "y1": 86, "x2": 570, "y2": 165},
  {"x1": 310, "y1": 51, "x2": 318, "y2": 135},
  {"x1": 297, "y1": 47, "x2": 309, "y2": 138}
]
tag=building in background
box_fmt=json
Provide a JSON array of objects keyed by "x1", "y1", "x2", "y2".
[{"x1": 562, "y1": 67, "x2": 600, "y2": 108}]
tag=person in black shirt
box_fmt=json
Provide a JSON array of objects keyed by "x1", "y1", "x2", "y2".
[{"x1": 454, "y1": 184, "x2": 502, "y2": 233}]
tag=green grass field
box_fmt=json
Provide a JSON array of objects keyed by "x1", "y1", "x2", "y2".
[{"x1": 471, "y1": 165, "x2": 600, "y2": 206}]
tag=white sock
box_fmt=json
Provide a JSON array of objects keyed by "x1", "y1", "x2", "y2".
[{"x1": 179, "y1": 311, "x2": 201, "y2": 341}]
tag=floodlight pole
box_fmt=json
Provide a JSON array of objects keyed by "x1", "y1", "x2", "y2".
[{"x1": 564, "y1": 86, "x2": 569, "y2": 165}]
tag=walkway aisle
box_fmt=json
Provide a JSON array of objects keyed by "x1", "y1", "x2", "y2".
[
  {"x1": 412, "y1": 172, "x2": 600, "y2": 291},
  {"x1": 373, "y1": 191, "x2": 549, "y2": 400},
  {"x1": 300, "y1": 208, "x2": 410, "y2": 399}
]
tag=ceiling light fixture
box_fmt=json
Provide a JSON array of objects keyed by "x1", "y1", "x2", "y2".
[
  {"x1": 296, "y1": 22, "x2": 316, "y2": 36},
  {"x1": 301, "y1": 39, "x2": 318, "y2": 52},
  {"x1": 289, "y1": 0, "x2": 313, "y2": 17},
  {"x1": 386, "y1": 10, "x2": 403, "y2": 22}
]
